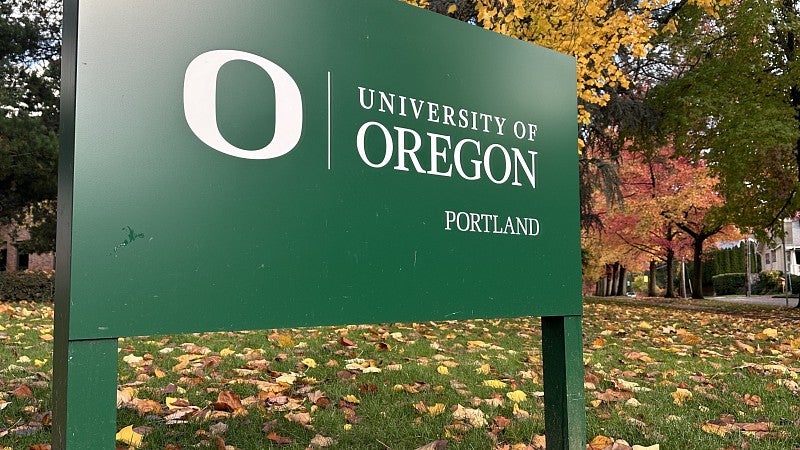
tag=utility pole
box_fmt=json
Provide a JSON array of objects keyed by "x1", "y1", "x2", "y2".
[
  {"x1": 783, "y1": 234, "x2": 789, "y2": 306},
  {"x1": 745, "y1": 234, "x2": 751, "y2": 297}
]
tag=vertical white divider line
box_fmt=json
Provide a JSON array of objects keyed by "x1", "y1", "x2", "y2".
[{"x1": 327, "y1": 71, "x2": 331, "y2": 170}]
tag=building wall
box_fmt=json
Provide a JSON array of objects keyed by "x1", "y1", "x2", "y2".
[
  {"x1": 758, "y1": 219, "x2": 800, "y2": 276},
  {"x1": 0, "y1": 225, "x2": 55, "y2": 272}
]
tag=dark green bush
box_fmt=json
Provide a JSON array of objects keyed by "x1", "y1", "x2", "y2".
[
  {"x1": 752, "y1": 270, "x2": 783, "y2": 295},
  {"x1": 0, "y1": 271, "x2": 54, "y2": 302},
  {"x1": 712, "y1": 273, "x2": 746, "y2": 295}
]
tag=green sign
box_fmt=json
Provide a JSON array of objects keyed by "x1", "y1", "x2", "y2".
[{"x1": 55, "y1": 1, "x2": 584, "y2": 448}]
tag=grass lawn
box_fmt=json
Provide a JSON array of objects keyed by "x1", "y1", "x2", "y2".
[{"x1": 2, "y1": 297, "x2": 800, "y2": 449}]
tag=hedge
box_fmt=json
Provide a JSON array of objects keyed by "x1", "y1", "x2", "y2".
[
  {"x1": 712, "y1": 273, "x2": 746, "y2": 295},
  {"x1": 0, "y1": 271, "x2": 54, "y2": 302}
]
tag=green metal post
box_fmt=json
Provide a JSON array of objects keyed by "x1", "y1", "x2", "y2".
[
  {"x1": 542, "y1": 315, "x2": 586, "y2": 449},
  {"x1": 52, "y1": 339, "x2": 118, "y2": 449}
]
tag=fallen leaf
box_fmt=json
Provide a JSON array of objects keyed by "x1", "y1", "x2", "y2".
[
  {"x1": 453, "y1": 404, "x2": 488, "y2": 427},
  {"x1": 115, "y1": 425, "x2": 143, "y2": 448},
  {"x1": 342, "y1": 394, "x2": 360, "y2": 404},
  {"x1": 588, "y1": 435, "x2": 613, "y2": 450},
  {"x1": 266, "y1": 431, "x2": 293, "y2": 445},
  {"x1": 302, "y1": 358, "x2": 317, "y2": 368},
  {"x1": 213, "y1": 390, "x2": 245, "y2": 416},
  {"x1": 671, "y1": 388, "x2": 692, "y2": 405},
  {"x1": 506, "y1": 390, "x2": 527, "y2": 403},
  {"x1": 415, "y1": 440, "x2": 448, "y2": 450},
  {"x1": 482, "y1": 380, "x2": 507, "y2": 389},
  {"x1": 427, "y1": 403, "x2": 446, "y2": 416},
  {"x1": 284, "y1": 412, "x2": 313, "y2": 429},
  {"x1": 209, "y1": 422, "x2": 228, "y2": 436},
  {"x1": 11, "y1": 385, "x2": 33, "y2": 399},
  {"x1": 476, "y1": 364, "x2": 491, "y2": 375},
  {"x1": 309, "y1": 434, "x2": 335, "y2": 448}
]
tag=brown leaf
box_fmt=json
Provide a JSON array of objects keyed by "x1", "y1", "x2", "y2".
[
  {"x1": 261, "y1": 419, "x2": 278, "y2": 433},
  {"x1": 284, "y1": 412, "x2": 313, "y2": 429},
  {"x1": 213, "y1": 390, "x2": 243, "y2": 413},
  {"x1": 309, "y1": 434, "x2": 335, "y2": 448},
  {"x1": 209, "y1": 422, "x2": 228, "y2": 436},
  {"x1": 11, "y1": 384, "x2": 33, "y2": 399},
  {"x1": 213, "y1": 436, "x2": 226, "y2": 450},
  {"x1": 359, "y1": 383, "x2": 378, "y2": 394},
  {"x1": 739, "y1": 422, "x2": 771, "y2": 432},
  {"x1": 493, "y1": 415, "x2": 512, "y2": 429},
  {"x1": 743, "y1": 393, "x2": 762, "y2": 407},
  {"x1": 131, "y1": 398, "x2": 162, "y2": 415},
  {"x1": 374, "y1": 342, "x2": 390, "y2": 351},
  {"x1": 28, "y1": 445, "x2": 51, "y2": 450},
  {"x1": 267, "y1": 431, "x2": 293, "y2": 445},
  {"x1": 588, "y1": 435, "x2": 613, "y2": 450},
  {"x1": 414, "y1": 440, "x2": 448, "y2": 450}
]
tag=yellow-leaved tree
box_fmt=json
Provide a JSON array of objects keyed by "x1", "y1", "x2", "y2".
[{"x1": 403, "y1": 0, "x2": 732, "y2": 132}]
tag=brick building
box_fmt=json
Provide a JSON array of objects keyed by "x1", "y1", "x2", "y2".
[{"x1": 0, "y1": 224, "x2": 55, "y2": 272}]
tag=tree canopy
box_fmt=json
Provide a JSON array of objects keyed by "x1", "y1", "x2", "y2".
[
  {"x1": 649, "y1": 0, "x2": 800, "y2": 236},
  {"x1": 0, "y1": 0, "x2": 61, "y2": 252}
]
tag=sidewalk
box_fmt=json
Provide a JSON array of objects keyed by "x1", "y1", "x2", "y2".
[{"x1": 708, "y1": 294, "x2": 800, "y2": 308}]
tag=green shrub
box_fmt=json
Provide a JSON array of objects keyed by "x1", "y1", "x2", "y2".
[
  {"x1": 712, "y1": 273, "x2": 746, "y2": 295},
  {"x1": 753, "y1": 270, "x2": 783, "y2": 295},
  {"x1": 0, "y1": 271, "x2": 54, "y2": 302}
]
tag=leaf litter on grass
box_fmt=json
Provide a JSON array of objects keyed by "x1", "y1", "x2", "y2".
[{"x1": 5, "y1": 298, "x2": 800, "y2": 448}]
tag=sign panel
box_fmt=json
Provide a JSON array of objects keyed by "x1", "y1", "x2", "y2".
[{"x1": 60, "y1": 0, "x2": 579, "y2": 340}]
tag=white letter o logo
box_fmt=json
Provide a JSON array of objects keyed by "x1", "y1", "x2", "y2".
[{"x1": 183, "y1": 50, "x2": 303, "y2": 159}]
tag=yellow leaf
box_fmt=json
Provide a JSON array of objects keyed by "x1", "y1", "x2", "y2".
[
  {"x1": 302, "y1": 358, "x2": 317, "y2": 368},
  {"x1": 34, "y1": 359, "x2": 47, "y2": 367},
  {"x1": 276, "y1": 373, "x2": 297, "y2": 385},
  {"x1": 506, "y1": 390, "x2": 527, "y2": 403},
  {"x1": 343, "y1": 424, "x2": 353, "y2": 431},
  {"x1": 427, "y1": 403, "x2": 446, "y2": 416},
  {"x1": 115, "y1": 425, "x2": 143, "y2": 448},
  {"x1": 482, "y1": 379, "x2": 507, "y2": 389},
  {"x1": 701, "y1": 422, "x2": 735, "y2": 436},
  {"x1": 512, "y1": 402, "x2": 530, "y2": 419},
  {"x1": 762, "y1": 328, "x2": 778, "y2": 339},
  {"x1": 437, "y1": 365, "x2": 450, "y2": 375},
  {"x1": 672, "y1": 388, "x2": 692, "y2": 406},
  {"x1": 39, "y1": 333, "x2": 53, "y2": 341},
  {"x1": 476, "y1": 364, "x2": 491, "y2": 375},
  {"x1": 342, "y1": 394, "x2": 360, "y2": 404},
  {"x1": 447, "y1": 3, "x2": 457, "y2": 14},
  {"x1": 219, "y1": 348, "x2": 236, "y2": 357}
]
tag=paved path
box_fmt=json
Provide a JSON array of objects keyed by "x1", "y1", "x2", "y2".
[{"x1": 708, "y1": 295, "x2": 800, "y2": 308}]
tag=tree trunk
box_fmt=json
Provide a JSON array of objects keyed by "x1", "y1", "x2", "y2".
[
  {"x1": 617, "y1": 266, "x2": 627, "y2": 296},
  {"x1": 665, "y1": 249, "x2": 675, "y2": 298},
  {"x1": 692, "y1": 237, "x2": 705, "y2": 299},
  {"x1": 610, "y1": 262, "x2": 619, "y2": 296},
  {"x1": 648, "y1": 260, "x2": 657, "y2": 297}
]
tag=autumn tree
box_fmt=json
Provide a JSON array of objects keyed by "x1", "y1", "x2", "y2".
[
  {"x1": 0, "y1": 0, "x2": 61, "y2": 252},
  {"x1": 588, "y1": 145, "x2": 738, "y2": 298}
]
